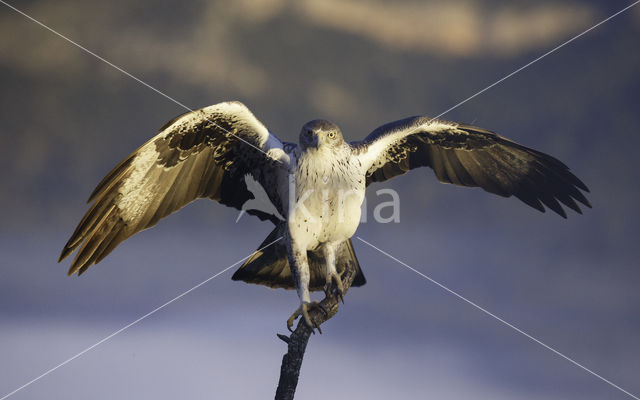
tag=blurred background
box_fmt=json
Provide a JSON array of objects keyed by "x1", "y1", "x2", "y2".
[{"x1": 1, "y1": 0, "x2": 639, "y2": 399}]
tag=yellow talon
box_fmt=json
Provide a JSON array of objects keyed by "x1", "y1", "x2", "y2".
[{"x1": 287, "y1": 301, "x2": 326, "y2": 333}]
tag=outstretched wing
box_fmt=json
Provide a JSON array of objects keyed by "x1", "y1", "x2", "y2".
[
  {"x1": 59, "y1": 101, "x2": 292, "y2": 275},
  {"x1": 352, "y1": 116, "x2": 590, "y2": 218}
]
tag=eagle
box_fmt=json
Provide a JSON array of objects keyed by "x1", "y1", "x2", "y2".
[{"x1": 59, "y1": 101, "x2": 590, "y2": 330}]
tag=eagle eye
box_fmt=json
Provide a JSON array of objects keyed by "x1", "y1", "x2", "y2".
[{"x1": 328, "y1": 131, "x2": 336, "y2": 139}]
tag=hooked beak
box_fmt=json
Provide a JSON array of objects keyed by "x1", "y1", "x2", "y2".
[{"x1": 303, "y1": 130, "x2": 319, "y2": 149}]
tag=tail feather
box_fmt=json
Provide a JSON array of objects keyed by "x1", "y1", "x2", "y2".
[{"x1": 232, "y1": 226, "x2": 366, "y2": 290}]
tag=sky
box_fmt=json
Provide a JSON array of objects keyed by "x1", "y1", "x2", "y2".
[{"x1": 1, "y1": 0, "x2": 639, "y2": 399}]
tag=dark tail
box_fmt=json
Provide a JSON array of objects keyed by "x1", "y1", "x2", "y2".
[{"x1": 232, "y1": 225, "x2": 366, "y2": 291}]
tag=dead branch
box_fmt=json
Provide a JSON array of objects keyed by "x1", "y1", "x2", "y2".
[{"x1": 274, "y1": 260, "x2": 358, "y2": 400}]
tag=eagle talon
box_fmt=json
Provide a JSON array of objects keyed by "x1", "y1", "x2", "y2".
[
  {"x1": 323, "y1": 272, "x2": 345, "y2": 303},
  {"x1": 287, "y1": 301, "x2": 324, "y2": 333},
  {"x1": 318, "y1": 303, "x2": 328, "y2": 316}
]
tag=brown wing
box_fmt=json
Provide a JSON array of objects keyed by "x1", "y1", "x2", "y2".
[
  {"x1": 59, "y1": 101, "x2": 291, "y2": 275},
  {"x1": 352, "y1": 116, "x2": 590, "y2": 218}
]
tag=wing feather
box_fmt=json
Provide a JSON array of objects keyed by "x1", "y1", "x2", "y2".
[
  {"x1": 60, "y1": 101, "x2": 292, "y2": 275},
  {"x1": 352, "y1": 116, "x2": 590, "y2": 217},
  {"x1": 447, "y1": 150, "x2": 476, "y2": 186}
]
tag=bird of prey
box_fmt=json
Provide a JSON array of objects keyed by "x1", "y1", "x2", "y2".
[{"x1": 59, "y1": 101, "x2": 590, "y2": 330}]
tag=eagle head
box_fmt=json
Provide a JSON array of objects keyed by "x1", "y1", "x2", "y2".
[{"x1": 300, "y1": 119, "x2": 344, "y2": 151}]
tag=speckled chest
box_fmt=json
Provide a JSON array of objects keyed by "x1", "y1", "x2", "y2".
[{"x1": 288, "y1": 147, "x2": 365, "y2": 247}]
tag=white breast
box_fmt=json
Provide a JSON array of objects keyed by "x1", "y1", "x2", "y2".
[{"x1": 287, "y1": 146, "x2": 365, "y2": 249}]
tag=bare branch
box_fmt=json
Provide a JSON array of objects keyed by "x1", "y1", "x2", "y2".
[{"x1": 274, "y1": 260, "x2": 359, "y2": 400}]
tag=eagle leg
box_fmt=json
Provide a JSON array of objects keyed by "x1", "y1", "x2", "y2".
[
  {"x1": 287, "y1": 301, "x2": 327, "y2": 333},
  {"x1": 322, "y1": 242, "x2": 344, "y2": 303},
  {"x1": 323, "y1": 272, "x2": 344, "y2": 303},
  {"x1": 286, "y1": 241, "x2": 327, "y2": 332}
]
